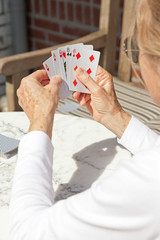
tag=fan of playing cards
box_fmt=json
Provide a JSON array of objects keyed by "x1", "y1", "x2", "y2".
[{"x1": 43, "y1": 43, "x2": 100, "y2": 100}]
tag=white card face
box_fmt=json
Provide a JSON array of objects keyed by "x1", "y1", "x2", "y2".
[
  {"x1": 43, "y1": 56, "x2": 56, "y2": 79},
  {"x1": 83, "y1": 45, "x2": 93, "y2": 50},
  {"x1": 43, "y1": 57, "x2": 71, "y2": 100},
  {"x1": 43, "y1": 44, "x2": 100, "y2": 98},
  {"x1": 69, "y1": 48, "x2": 100, "y2": 93},
  {"x1": 56, "y1": 47, "x2": 67, "y2": 82},
  {"x1": 52, "y1": 50, "x2": 60, "y2": 75},
  {"x1": 66, "y1": 44, "x2": 84, "y2": 83},
  {"x1": 56, "y1": 43, "x2": 84, "y2": 82},
  {"x1": 66, "y1": 44, "x2": 93, "y2": 85}
]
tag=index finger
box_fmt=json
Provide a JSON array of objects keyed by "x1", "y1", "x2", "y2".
[
  {"x1": 29, "y1": 69, "x2": 49, "y2": 83},
  {"x1": 75, "y1": 67, "x2": 99, "y2": 94}
]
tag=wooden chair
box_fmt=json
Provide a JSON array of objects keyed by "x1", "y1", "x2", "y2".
[
  {"x1": 0, "y1": 0, "x2": 132, "y2": 111},
  {"x1": 0, "y1": 0, "x2": 160, "y2": 133}
]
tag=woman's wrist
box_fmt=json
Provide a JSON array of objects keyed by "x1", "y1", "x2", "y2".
[
  {"x1": 103, "y1": 110, "x2": 132, "y2": 139},
  {"x1": 29, "y1": 116, "x2": 54, "y2": 139}
]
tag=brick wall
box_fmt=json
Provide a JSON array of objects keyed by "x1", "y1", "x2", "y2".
[
  {"x1": 26, "y1": 0, "x2": 125, "y2": 76},
  {"x1": 0, "y1": 0, "x2": 12, "y2": 57},
  {"x1": 0, "y1": 0, "x2": 13, "y2": 96},
  {"x1": 27, "y1": 0, "x2": 101, "y2": 50}
]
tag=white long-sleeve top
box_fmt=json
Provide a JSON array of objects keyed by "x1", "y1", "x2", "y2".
[{"x1": 8, "y1": 116, "x2": 160, "y2": 240}]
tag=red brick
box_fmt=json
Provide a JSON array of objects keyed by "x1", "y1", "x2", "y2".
[
  {"x1": 59, "y1": 1, "x2": 65, "y2": 20},
  {"x1": 29, "y1": 28, "x2": 46, "y2": 40},
  {"x1": 93, "y1": 7, "x2": 100, "y2": 27},
  {"x1": 42, "y1": 0, "x2": 48, "y2": 16},
  {"x1": 84, "y1": 6, "x2": 91, "y2": 25},
  {"x1": 34, "y1": 0, "x2": 40, "y2": 14},
  {"x1": 76, "y1": 4, "x2": 82, "y2": 23},
  {"x1": 63, "y1": 26, "x2": 91, "y2": 37},
  {"x1": 93, "y1": 0, "x2": 101, "y2": 4},
  {"x1": 67, "y1": 2, "x2": 74, "y2": 21},
  {"x1": 51, "y1": 0, "x2": 56, "y2": 18},
  {"x1": 76, "y1": 0, "x2": 90, "y2": 2},
  {"x1": 34, "y1": 18, "x2": 60, "y2": 32},
  {"x1": 48, "y1": 33, "x2": 73, "y2": 44},
  {"x1": 35, "y1": 41, "x2": 51, "y2": 49}
]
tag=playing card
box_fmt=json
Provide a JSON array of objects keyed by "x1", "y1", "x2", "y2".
[
  {"x1": 69, "y1": 48, "x2": 100, "y2": 93},
  {"x1": 66, "y1": 44, "x2": 93, "y2": 83},
  {"x1": 56, "y1": 43, "x2": 84, "y2": 82},
  {"x1": 43, "y1": 43, "x2": 100, "y2": 98},
  {"x1": 43, "y1": 57, "x2": 71, "y2": 100},
  {"x1": 0, "y1": 134, "x2": 19, "y2": 159},
  {"x1": 43, "y1": 56, "x2": 56, "y2": 78},
  {"x1": 52, "y1": 49, "x2": 72, "y2": 99},
  {"x1": 54, "y1": 47, "x2": 67, "y2": 83}
]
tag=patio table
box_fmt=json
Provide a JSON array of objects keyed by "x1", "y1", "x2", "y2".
[{"x1": 0, "y1": 111, "x2": 132, "y2": 240}]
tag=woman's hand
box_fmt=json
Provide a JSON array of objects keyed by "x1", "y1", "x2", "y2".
[
  {"x1": 73, "y1": 66, "x2": 131, "y2": 138},
  {"x1": 17, "y1": 70, "x2": 62, "y2": 139}
]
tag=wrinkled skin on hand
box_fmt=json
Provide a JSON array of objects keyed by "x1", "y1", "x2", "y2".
[
  {"x1": 17, "y1": 70, "x2": 62, "y2": 139},
  {"x1": 73, "y1": 66, "x2": 131, "y2": 138}
]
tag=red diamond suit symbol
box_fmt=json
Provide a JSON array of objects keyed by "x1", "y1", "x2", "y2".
[
  {"x1": 89, "y1": 55, "x2": 95, "y2": 62},
  {"x1": 76, "y1": 52, "x2": 81, "y2": 60},
  {"x1": 73, "y1": 79, "x2": 77, "y2": 86},
  {"x1": 87, "y1": 68, "x2": 92, "y2": 74}
]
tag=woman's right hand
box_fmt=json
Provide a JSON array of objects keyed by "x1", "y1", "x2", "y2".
[{"x1": 73, "y1": 66, "x2": 131, "y2": 138}]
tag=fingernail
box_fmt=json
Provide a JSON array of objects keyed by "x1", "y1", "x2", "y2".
[
  {"x1": 76, "y1": 67, "x2": 85, "y2": 76},
  {"x1": 53, "y1": 75, "x2": 62, "y2": 81}
]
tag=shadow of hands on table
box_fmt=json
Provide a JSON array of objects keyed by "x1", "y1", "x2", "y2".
[{"x1": 55, "y1": 137, "x2": 119, "y2": 201}]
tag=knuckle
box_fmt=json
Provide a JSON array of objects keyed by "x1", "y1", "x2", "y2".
[
  {"x1": 16, "y1": 88, "x2": 20, "y2": 96},
  {"x1": 94, "y1": 85, "x2": 102, "y2": 95},
  {"x1": 17, "y1": 87, "x2": 23, "y2": 97},
  {"x1": 21, "y1": 77, "x2": 27, "y2": 85},
  {"x1": 36, "y1": 69, "x2": 42, "y2": 75},
  {"x1": 84, "y1": 74, "x2": 90, "y2": 83}
]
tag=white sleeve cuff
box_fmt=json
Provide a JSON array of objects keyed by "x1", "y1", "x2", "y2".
[{"x1": 117, "y1": 116, "x2": 159, "y2": 154}]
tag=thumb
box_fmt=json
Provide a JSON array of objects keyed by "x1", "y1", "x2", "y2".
[
  {"x1": 75, "y1": 67, "x2": 99, "y2": 94},
  {"x1": 50, "y1": 75, "x2": 62, "y2": 86},
  {"x1": 45, "y1": 75, "x2": 62, "y2": 91}
]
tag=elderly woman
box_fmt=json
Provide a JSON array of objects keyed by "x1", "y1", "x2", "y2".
[{"x1": 9, "y1": 0, "x2": 160, "y2": 239}]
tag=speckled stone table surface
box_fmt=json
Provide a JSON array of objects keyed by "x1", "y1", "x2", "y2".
[{"x1": 0, "y1": 112, "x2": 132, "y2": 240}]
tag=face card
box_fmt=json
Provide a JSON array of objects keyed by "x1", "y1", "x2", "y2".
[
  {"x1": 69, "y1": 48, "x2": 100, "y2": 93},
  {"x1": 43, "y1": 57, "x2": 71, "y2": 100}
]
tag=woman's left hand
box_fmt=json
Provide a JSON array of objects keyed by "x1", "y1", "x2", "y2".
[{"x1": 17, "y1": 70, "x2": 62, "y2": 139}]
